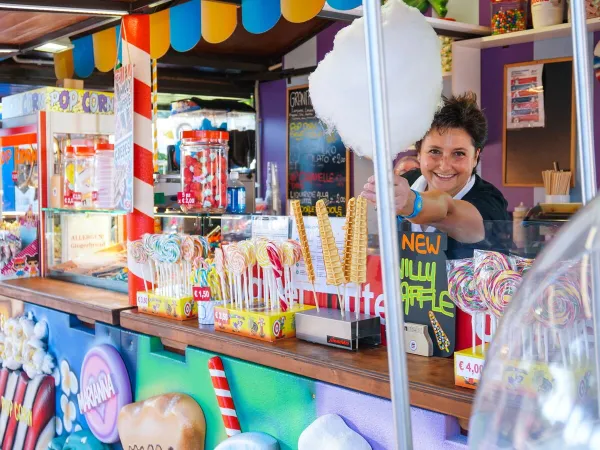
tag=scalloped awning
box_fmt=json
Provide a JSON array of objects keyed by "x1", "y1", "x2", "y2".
[{"x1": 54, "y1": 0, "x2": 361, "y2": 79}]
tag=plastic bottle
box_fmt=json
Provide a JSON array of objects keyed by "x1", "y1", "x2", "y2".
[{"x1": 226, "y1": 171, "x2": 246, "y2": 214}]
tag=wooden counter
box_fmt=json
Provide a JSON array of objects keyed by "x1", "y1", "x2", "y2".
[
  {"x1": 0, "y1": 278, "x2": 133, "y2": 325},
  {"x1": 120, "y1": 309, "x2": 475, "y2": 420}
]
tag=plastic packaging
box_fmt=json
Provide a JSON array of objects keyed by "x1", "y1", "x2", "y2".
[
  {"x1": 490, "y1": 0, "x2": 528, "y2": 34},
  {"x1": 62, "y1": 146, "x2": 76, "y2": 208},
  {"x1": 95, "y1": 143, "x2": 115, "y2": 209},
  {"x1": 73, "y1": 146, "x2": 97, "y2": 209},
  {"x1": 180, "y1": 130, "x2": 229, "y2": 214},
  {"x1": 226, "y1": 171, "x2": 246, "y2": 214}
]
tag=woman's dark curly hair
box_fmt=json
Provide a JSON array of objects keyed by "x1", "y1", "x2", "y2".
[{"x1": 415, "y1": 92, "x2": 487, "y2": 175}]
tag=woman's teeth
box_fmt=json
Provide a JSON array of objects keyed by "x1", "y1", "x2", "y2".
[{"x1": 434, "y1": 173, "x2": 455, "y2": 179}]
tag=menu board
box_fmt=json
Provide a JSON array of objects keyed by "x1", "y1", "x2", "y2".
[
  {"x1": 114, "y1": 64, "x2": 134, "y2": 212},
  {"x1": 287, "y1": 85, "x2": 349, "y2": 218}
]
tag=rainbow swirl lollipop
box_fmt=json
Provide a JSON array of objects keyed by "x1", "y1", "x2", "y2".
[{"x1": 446, "y1": 258, "x2": 487, "y2": 314}]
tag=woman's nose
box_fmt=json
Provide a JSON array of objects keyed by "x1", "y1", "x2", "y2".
[{"x1": 439, "y1": 156, "x2": 452, "y2": 171}]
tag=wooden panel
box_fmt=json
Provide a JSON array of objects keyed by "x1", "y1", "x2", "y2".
[
  {"x1": 0, "y1": 278, "x2": 133, "y2": 324},
  {"x1": 0, "y1": 12, "x2": 89, "y2": 45},
  {"x1": 120, "y1": 309, "x2": 475, "y2": 420}
]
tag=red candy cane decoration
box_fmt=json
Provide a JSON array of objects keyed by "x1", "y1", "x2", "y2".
[
  {"x1": 266, "y1": 242, "x2": 288, "y2": 311},
  {"x1": 208, "y1": 356, "x2": 242, "y2": 437}
]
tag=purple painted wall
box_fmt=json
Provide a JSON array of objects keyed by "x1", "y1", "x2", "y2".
[
  {"x1": 259, "y1": 79, "x2": 287, "y2": 211},
  {"x1": 315, "y1": 382, "x2": 467, "y2": 450},
  {"x1": 480, "y1": 43, "x2": 535, "y2": 210},
  {"x1": 317, "y1": 21, "x2": 347, "y2": 61}
]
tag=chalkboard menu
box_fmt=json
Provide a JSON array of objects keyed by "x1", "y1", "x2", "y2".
[
  {"x1": 400, "y1": 231, "x2": 456, "y2": 357},
  {"x1": 287, "y1": 85, "x2": 349, "y2": 217}
]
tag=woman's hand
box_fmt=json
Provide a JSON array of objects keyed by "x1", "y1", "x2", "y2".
[{"x1": 360, "y1": 174, "x2": 415, "y2": 216}]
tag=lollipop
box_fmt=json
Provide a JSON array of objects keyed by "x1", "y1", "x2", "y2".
[
  {"x1": 291, "y1": 200, "x2": 319, "y2": 311},
  {"x1": 129, "y1": 240, "x2": 150, "y2": 292},
  {"x1": 446, "y1": 259, "x2": 486, "y2": 314},
  {"x1": 214, "y1": 248, "x2": 228, "y2": 306},
  {"x1": 316, "y1": 199, "x2": 346, "y2": 316},
  {"x1": 228, "y1": 246, "x2": 248, "y2": 309},
  {"x1": 473, "y1": 250, "x2": 512, "y2": 305},
  {"x1": 487, "y1": 270, "x2": 522, "y2": 318},
  {"x1": 280, "y1": 241, "x2": 296, "y2": 307},
  {"x1": 266, "y1": 242, "x2": 288, "y2": 311}
]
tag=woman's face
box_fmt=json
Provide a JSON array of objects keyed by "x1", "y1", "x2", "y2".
[{"x1": 418, "y1": 127, "x2": 480, "y2": 197}]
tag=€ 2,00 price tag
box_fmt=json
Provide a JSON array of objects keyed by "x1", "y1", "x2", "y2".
[
  {"x1": 177, "y1": 191, "x2": 196, "y2": 206},
  {"x1": 456, "y1": 354, "x2": 484, "y2": 381},
  {"x1": 193, "y1": 286, "x2": 211, "y2": 302}
]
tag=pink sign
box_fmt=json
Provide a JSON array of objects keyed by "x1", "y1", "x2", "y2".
[{"x1": 77, "y1": 344, "x2": 131, "y2": 443}]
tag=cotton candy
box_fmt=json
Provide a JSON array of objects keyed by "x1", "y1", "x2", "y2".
[{"x1": 309, "y1": 0, "x2": 442, "y2": 159}]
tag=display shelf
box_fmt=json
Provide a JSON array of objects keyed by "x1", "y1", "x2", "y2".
[
  {"x1": 0, "y1": 278, "x2": 133, "y2": 325},
  {"x1": 42, "y1": 207, "x2": 129, "y2": 216},
  {"x1": 120, "y1": 309, "x2": 475, "y2": 420},
  {"x1": 454, "y1": 17, "x2": 600, "y2": 49},
  {"x1": 319, "y1": 4, "x2": 491, "y2": 39}
]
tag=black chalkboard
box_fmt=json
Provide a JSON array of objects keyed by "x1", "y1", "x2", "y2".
[
  {"x1": 400, "y1": 231, "x2": 455, "y2": 357},
  {"x1": 287, "y1": 85, "x2": 350, "y2": 217}
]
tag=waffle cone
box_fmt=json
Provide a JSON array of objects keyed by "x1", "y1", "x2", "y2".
[
  {"x1": 350, "y1": 196, "x2": 368, "y2": 284},
  {"x1": 291, "y1": 200, "x2": 316, "y2": 283},
  {"x1": 342, "y1": 197, "x2": 356, "y2": 281},
  {"x1": 316, "y1": 199, "x2": 346, "y2": 286}
]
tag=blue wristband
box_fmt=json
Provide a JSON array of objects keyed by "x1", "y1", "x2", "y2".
[{"x1": 400, "y1": 190, "x2": 423, "y2": 220}]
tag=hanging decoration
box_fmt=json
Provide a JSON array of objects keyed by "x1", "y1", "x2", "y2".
[{"x1": 64, "y1": 0, "x2": 364, "y2": 80}]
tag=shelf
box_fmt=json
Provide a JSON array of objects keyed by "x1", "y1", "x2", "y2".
[
  {"x1": 319, "y1": 5, "x2": 490, "y2": 40},
  {"x1": 120, "y1": 309, "x2": 475, "y2": 420},
  {"x1": 42, "y1": 207, "x2": 128, "y2": 216},
  {"x1": 454, "y1": 17, "x2": 600, "y2": 49}
]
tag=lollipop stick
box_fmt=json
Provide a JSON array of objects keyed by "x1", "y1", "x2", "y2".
[
  {"x1": 582, "y1": 320, "x2": 590, "y2": 361},
  {"x1": 343, "y1": 284, "x2": 348, "y2": 315},
  {"x1": 481, "y1": 313, "x2": 485, "y2": 356},
  {"x1": 140, "y1": 264, "x2": 148, "y2": 294},
  {"x1": 355, "y1": 284, "x2": 361, "y2": 319},
  {"x1": 544, "y1": 327, "x2": 549, "y2": 363},
  {"x1": 311, "y1": 284, "x2": 320, "y2": 312},
  {"x1": 471, "y1": 314, "x2": 476, "y2": 355},
  {"x1": 335, "y1": 285, "x2": 345, "y2": 319},
  {"x1": 536, "y1": 323, "x2": 542, "y2": 361},
  {"x1": 559, "y1": 330, "x2": 567, "y2": 366}
]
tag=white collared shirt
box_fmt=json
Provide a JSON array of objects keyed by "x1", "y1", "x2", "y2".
[{"x1": 409, "y1": 174, "x2": 476, "y2": 233}]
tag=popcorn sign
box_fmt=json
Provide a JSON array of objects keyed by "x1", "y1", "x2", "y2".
[{"x1": 78, "y1": 345, "x2": 131, "y2": 444}]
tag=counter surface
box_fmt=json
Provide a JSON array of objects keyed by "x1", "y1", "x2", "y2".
[
  {"x1": 120, "y1": 309, "x2": 475, "y2": 421},
  {"x1": 0, "y1": 278, "x2": 133, "y2": 325}
]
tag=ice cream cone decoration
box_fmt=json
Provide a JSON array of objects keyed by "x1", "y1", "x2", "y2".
[
  {"x1": 350, "y1": 196, "x2": 367, "y2": 286},
  {"x1": 291, "y1": 200, "x2": 320, "y2": 311},
  {"x1": 342, "y1": 198, "x2": 356, "y2": 282}
]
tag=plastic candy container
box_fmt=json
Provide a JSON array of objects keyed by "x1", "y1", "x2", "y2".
[
  {"x1": 63, "y1": 146, "x2": 76, "y2": 208},
  {"x1": 73, "y1": 146, "x2": 97, "y2": 209},
  {"x1": 180, "y1": 130, "x2": 229, "y2": 214},
  {"x1": 491, "y1": 0, "x2": 528, "y2": 35},
  {"x1": 95, "y1": 143, "x2": 115, "y2": 209}
]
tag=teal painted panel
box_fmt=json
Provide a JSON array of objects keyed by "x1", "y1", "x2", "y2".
[{"x1": 135, "y1": 335, "x2": 317, "y2": 450}]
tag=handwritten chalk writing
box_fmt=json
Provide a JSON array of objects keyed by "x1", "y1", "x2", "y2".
[
  {"x1": 401, "y1": 233, "x2": 441, "y2": 255},
  {"x1": 300, "y1": 204, "x2": 343, "y2": 217},
  {"x1": 400, "y1": 258, "x2": 454, "y2": 318},
  {"x1": 1, "y1": 397, "x2": 33, "y2": 427},
  {"x1": 77, "y1": 372, "x2": 117, "y2": 415},
  {"x1": 289, "y1": 90, "x2": 312, "y2": 109}
]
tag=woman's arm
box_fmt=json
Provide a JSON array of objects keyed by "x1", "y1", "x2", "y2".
[{"x1": 361, "y1": 175, "x2": 485, "y2": 243}]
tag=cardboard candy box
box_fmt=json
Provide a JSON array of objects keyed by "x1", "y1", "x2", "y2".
[
  {"x1": 214, "y1": 303, "x2": 315, "y2": 342},
  {"x1": 136, "y1": 291, "x2": 197, "y2": 321}
]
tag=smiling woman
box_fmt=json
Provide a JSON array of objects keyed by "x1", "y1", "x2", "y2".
[{"x1": 361, "y1": 93, "x2": 510, "y2": 258}]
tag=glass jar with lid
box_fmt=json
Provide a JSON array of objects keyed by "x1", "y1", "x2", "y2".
[
  {"x1": 491, "y1": 0, "x2": 528, "y2": 35},
  {"x1": 179, "y1": 130, "x2": 229, "y2": 214},
  {"x1": 73, "y1": 146, "x2": 97, "y2": 209}
]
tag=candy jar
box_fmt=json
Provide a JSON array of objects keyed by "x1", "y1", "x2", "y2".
[
  {"x1": 180, "y1": 130, "x2": 229, "y2": 214},
  {"x1": 490, "y1": 0, "x2": 528, "y2": 35},
  {"x1": 95, "y1": 143, "x2": 115, "y2": 209},
  {"x1": 62, "y1": 146, "x2": 75, "y2": 208},
  {"x1": 73, "y1": 146, "x2": 97, "y2": 209}
]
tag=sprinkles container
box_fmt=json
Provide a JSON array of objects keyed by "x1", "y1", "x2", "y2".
[
  {"x1": 491, "y1": 0, "x2": 528, "y2": 35},
  {"x1": 179, "y1": 130, "x2": 229, "y2": 214}
]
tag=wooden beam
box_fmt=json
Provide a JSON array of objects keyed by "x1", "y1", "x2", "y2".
[
  {"x1": 0, "y1": 0, "x2": 128, "y2": 15},
  {"x1": 160, "y1": 51, "x2": 270, "y2": 72}
]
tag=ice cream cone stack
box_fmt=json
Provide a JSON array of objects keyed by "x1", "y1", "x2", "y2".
[
  {"x1": 342, "y1": 197, "x2": 356, "y2": 282},
  {"x1": 291, "y1": 200, "x2": 319, "y2": 311},
  {"x1": 351, "y1": 196, "x2": 368, "y2": 318}
]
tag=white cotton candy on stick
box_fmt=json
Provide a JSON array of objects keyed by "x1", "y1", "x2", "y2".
[{"x1": 308, "y1": 0, "x2": 442, "y2": 159}]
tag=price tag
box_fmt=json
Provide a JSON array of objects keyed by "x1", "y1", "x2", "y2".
[
  {"x1": 136, "y1": 291, "x2": 149, "y2": 309},
  {"x1": 11, "y1": 171, "x2": 17, "y2": 182},
  {"x1": 215, "y1": 309, "x2": 230, "y2": 327},
  {"x1": 193, "y1": 286, "x2": 211, "y2": 302},
  {"x1": 177, "y1": 191, "x2": 196, "y2": 206},
  {"x1": 92, "y1": 191, "x2": 98, "y2": 202},
  {"x1": 456, "y1": 354, "x2": 485, "y2": 381},
  {"x1": 72, "y1": 192, "x2": 82, "y2": 202},
  {"x1": 64, "y1": 194, "x2": 74, "y2": 206}
]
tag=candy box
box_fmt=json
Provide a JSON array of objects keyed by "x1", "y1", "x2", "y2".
[
  {"x1": 137, "y1": 290, "x2": 198, "y2": 321},
  {"x1": 214, "y1": 303, "x2": 316, "y2": 342},
  {"x1": 454, "y1": 345, "x2": 487, "y2": 389}
]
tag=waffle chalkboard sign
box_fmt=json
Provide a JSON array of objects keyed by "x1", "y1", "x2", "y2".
[{"x1": 287, "y1": 85, "x2": 350, "y2": 217}]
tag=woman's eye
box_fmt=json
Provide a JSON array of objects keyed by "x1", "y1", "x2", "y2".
[
  {"x1": 428, "y1": 149, "x2": 441, "y2": 155},
  {"x1": 454, "y1": 152, "x2": 465, "y2": 157}
]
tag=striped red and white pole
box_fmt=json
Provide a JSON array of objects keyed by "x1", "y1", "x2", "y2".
[
  {"x1": 123, "y1": 16, "x2": 155, "y2": 306},
  {"x1": 208, "y1": 356, "x2": 242, "y2": 437}
]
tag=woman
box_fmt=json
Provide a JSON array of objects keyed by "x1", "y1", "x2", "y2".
[{"x1": 362, "y1": 93, "x2": 510, "y2": 258}]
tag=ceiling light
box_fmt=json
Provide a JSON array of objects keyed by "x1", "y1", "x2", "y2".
[
  {"x1": 0, "y1": 3, "x2": 128, "y2": 16},
  {"x1": 34, "y1": 37, "x2": 73, "y2": 54}
]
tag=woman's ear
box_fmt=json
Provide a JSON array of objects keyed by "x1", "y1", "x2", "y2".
[{"x1": 475, "y1": 148, "x2": 481, "y2": 165}]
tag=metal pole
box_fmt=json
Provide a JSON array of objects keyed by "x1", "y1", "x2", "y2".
[
  {"x1": 569, "y1": 0, "x2": 600, "y2": 414},
  {"x1": 362, "y1": 1, "x2": 413, "y2": 448}
]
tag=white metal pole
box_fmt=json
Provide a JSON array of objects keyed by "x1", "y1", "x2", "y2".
[
  {"x1": 569, "y1": 0, "x2": 600, "y2": 412},
  {"x1": 361, "y1": 0, "x2": 413, "y2": 448}
]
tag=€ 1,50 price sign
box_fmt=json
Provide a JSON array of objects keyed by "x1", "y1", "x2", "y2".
[{"x1": 193, "y1": 286, "x2": 211, "y2": 302}]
